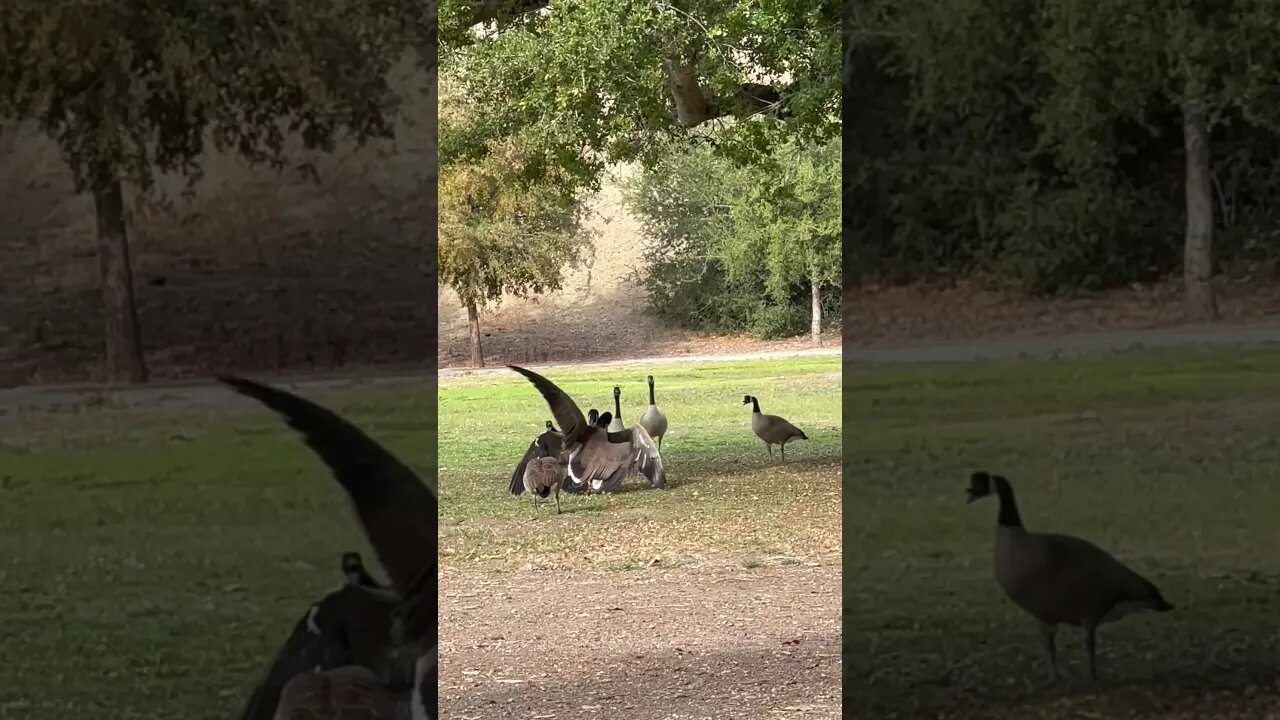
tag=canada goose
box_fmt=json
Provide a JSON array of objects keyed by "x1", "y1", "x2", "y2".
[
  {"x1": 239, "y1": 578, "x2": 402, "y2": 720},
  {"x1": 523, "y1": 455, "x2": 567, "y2": 513},
  {"x1": 509, "y1": 365, "x2": 665, "y2": 493},
  {"x1": 272, "y1": 665, "x2": 393, "y2": 719},
  {"x1": 509, "y1": 420, "x2": 563, "y2": 497},
  {"x1": 967, "y1": 471, "x2": 1173, "y2": 683},
  {"x1": 220, "y1": 377, "x2": 437, "y2": 720},
  {"x1": 342, "y1": 551, "x2": 382, "y2": 589},
  {"x1": 743, "y1": 395, "x2": 807, "y2": 460},
  {"x1": 587, "y1": 409, "x2": 600, "y2": 426},
  {"x1": 638, "y1": 375, "x2": 668, "y2": 450},
  {"x1": 608, "y1": 386, "x2": 626, "y2": 432}
]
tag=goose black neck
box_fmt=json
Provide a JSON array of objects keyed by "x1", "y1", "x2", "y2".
[
  {"x1": 992, "y1": 476, "x2": 1023, "y2": 528},
  {"x1": 750, "y1": 396, "x2": 761, "y2": 413},
  {"x1": 648, "y1": 380, "x2": 655, "y2": 405},
  {"x1": 614, "y1": 393, "x2": 621, "y2": 418}
]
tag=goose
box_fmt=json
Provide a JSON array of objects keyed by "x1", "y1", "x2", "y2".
[
  {"x1": 608, "y1": 386, "x2": 626, "y2": 432},
  {"x1": 587, "y1": 409, "x2": 600, "y2": 426},
  {"x1": 523, "y1": 454, "x2": 567, "y2": 513},
  {"x1": 220, "y1": 377, "x2": 437, "y2": 720},
  {"x1": 743, "y1": 395, "x2": 807, "y2": 460},
  {"x1": 272, "y1": 665, "x2": 392, "y2": 719},
  {"x1": 239, "y1": 571, "x2": 402, "y2": 720},
  {"x1": 638, "y1": 375, "x2": 668, "y2": 450},
  {"x1": 967, "y1": 471, "x2": 1173, "y2": 683},
  {"x1": 509, "y1": 420, "x2": 563, "y2": 497},
  {"x1": 341, "y1": 551, "x2": 383, "y2": 589},
  {"x1": 509, "y1": 365, "x2": 665, "y2": 493}
]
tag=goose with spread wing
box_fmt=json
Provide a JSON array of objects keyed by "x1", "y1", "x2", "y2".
[
  {"x1": 509, "y1": 420, "x2": 563, "y2": 497},
  {"x1": 508, "y1": 365, "x2": 666, "y2": 493},
  {"x1": 220, "y1": 377, "x2": 436, "y2": 720}
]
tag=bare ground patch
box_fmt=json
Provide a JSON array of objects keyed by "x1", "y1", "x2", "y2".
[{"x1": 439, "y1": 562, "x2": 841, "y2": 719}]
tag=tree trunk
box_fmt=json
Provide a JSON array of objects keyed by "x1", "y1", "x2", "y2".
[
  {"x1": 1182, "y1": 108, "x2": 1217, "y2": 322},
  {"x1": 93, "y1": 178, "x2": 148, "y2": 384},
  {"x1": 810, "y1": 279, "x2": 822, "y2": 348},
  {"x1": 466, "y1": 300, "x2": 485, "y2": 367}
]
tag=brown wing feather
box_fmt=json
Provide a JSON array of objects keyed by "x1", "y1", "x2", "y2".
[
  {"x1": 628, "y1": 423, "x2": 667, "y2": 488},
  {"x1": 508, "y1": 365, "x2": 588, "y2": 444}
]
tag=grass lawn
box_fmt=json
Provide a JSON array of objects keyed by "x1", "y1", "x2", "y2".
[
  {"x1": 0, "y1": 379, "x2": 435, "y2": 720},
  {"x1": 438, "y1": 357, "x2": 841, "y2": 569},
  {"x1": 844, "y1": 348, "x2": 1280, "y2": 719},
  {"x1": 0, "y1": 355, "x2": 839, "y2": 720}
]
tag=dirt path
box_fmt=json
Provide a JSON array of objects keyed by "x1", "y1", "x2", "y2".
[{"x1": 439, "y1": 562, "x2": 841, "y2": 720}]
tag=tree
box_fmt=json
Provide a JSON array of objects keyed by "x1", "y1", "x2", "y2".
[
  {"x1": 438, "y1": 138, "x2": 592, "y2": 367},
  {"x1": 732, "y1": 141, "x2": 841, "y2": 346},
  {"x1": 846, "y1": 0, "x2": 1280, "y2": 316},
  {"x1": 626, "y1": 137, "x2": 840, "y2": 343},
  {"x1": 0, "y1": 0, "x2": 426, "y2": 383},
  {"x1": 439, "y1": 0, "x2": 841, "y2": 193}
]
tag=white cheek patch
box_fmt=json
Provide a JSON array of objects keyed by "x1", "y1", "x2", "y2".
[{"x1": 305, "y1": 605, "x2": 322, "y2": 635}]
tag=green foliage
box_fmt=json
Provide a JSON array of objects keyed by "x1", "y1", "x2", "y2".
[
  {"x1": 0, "y1": 0, "x2": 424, "y2": 191},
  {"x1": 438, "y1": 137, "x2": 593, "y2": 309},
  {"x1": 440, "y1": 0, "x2": 840, "y2": 193},
  {"x1": 626, "y1": 138, "x2": 839, "y2": 337},
  {"x1": 846, "y1": 0, "x2": 1280, "y2": 294}
]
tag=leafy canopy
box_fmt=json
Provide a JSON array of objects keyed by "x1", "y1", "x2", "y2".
[
  {"x1": 626, "y1": 136, "x2": 840, "y2": 337},
  {"x1": 438, "y1": 136, "x2": 593, "y2": 308},
  {"x1": 0, "y1": 0, "x2": 427, "y2": 191},
  {"x1": 440, "y1": 0, "x2": 841, "y2": 192}
]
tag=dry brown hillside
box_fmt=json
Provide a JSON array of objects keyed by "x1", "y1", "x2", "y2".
[{"x1": 0, "y1": 59, "x2": 437, "y2": 388}]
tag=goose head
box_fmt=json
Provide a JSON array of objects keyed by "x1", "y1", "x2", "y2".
[
  {"x1": 966, "y1": 471, "x2": 994, "y2": 503},
  {"x1": 742, "y1": 394, "x2": 753, "y2": 405},
  {"x1": 596, "y1": 411, "x2": 613, "y2": 428}
]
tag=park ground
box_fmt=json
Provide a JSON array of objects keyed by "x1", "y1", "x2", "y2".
[
  {"x1": 845, "y1": 346, "x2": 1280, "y2": 719},
  {"x1": 437, "y1": 358, "x2": 841, "y2": 718},
  {"x1": 0, "y1": 354, "x2": 841, "y2": 719}
]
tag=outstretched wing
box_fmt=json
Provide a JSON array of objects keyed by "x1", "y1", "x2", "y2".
[
  {"x1": 508, "y1": 365, "x2": 589, "y2": 444},
  {"x1": 617, "y1": 424, "x2": 666, "y2": 489},
  {"x1": 509, "y1": 439, "x2": 545, "y2": 496},
  {"x1": 218, "y1": 377, "x2": 436, "y2": 652}
]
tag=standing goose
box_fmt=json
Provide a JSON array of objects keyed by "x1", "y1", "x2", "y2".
[
  {"x1": 967, "y1": 471, "x2": 1173, "y2": 682},
  {"x1": 220, "y1": 377, "x2": 436, "y2": 720},
  {"x1": 509, "y1": 365, "x2": 665, "y2": 493},
  {"x1": 509, "y1": 420, "x2": 563, "y2": 497},
  {"x1": 608, "y1": 386, "x2": 626, "y2": 432},
  {"x1": 638, "y1": 375, "x2": 668, "y2": 450},
  {"x1": 743, "y1": 395, "x2": 808, "y2": 460}
]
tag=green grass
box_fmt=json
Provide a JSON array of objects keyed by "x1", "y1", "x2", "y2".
[
  {"x1": 0, "y1": 356, "x2": 839, "y2": 720},
  {"x1": 0, "y1": 381, "x2": 434, "y2": 720},
  {"x1": 439, "y1": 357, "x2": 841, "y2": 568},
  {"x1": 844, "y1": 348, "x2": 1280, "y2": 719}
]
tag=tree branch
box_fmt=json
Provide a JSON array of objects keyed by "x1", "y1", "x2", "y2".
[
  {"x1": 664, "y1": 60, "x2": 788, "y2": 127},
  {"x1": 469, "y1": 0, "x2": 549, "y2": 26}
]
